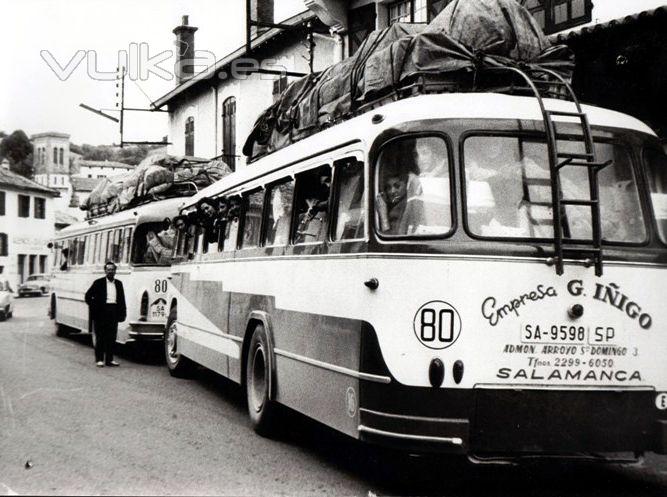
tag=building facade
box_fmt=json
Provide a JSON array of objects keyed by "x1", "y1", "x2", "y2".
[
  {"x1": 74, "y1": 160, "x2": 134, "y2": 179},
  {"x1": 154, "y1": 6, "x2": 335, "y2": 169},
  {"x1": 0, "y1": 168, "x2": 57, "y2": 289},
  {"x1": 32, "y1": 132, "x2": 71, "y2": 211},
  {"x1": 31, "y1": 132, "x2": 133, "y2": 221},
  {"x1": 154, "y1": 0, "x2": 665, "y2": 165}
]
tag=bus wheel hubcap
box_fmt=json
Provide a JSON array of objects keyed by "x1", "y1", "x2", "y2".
[{"x1": 250, "y1": 346, "x2": 266, "y2": 413}]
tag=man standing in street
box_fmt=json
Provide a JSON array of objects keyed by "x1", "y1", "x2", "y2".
[{"x1": 85, "y1": 261, "x2": 127, "y2": 367}]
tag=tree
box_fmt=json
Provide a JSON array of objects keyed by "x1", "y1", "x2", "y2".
[{"x1": 0, "y1": 130, "x2": 34, "y2": 178}]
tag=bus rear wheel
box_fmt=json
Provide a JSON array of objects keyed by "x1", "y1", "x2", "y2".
[
  {"x1": 245, "y1": 324, "x2": 277, "y2": 436},
  {"x1": 165, "y1": 307, "x2": 193, "y2": 378}
]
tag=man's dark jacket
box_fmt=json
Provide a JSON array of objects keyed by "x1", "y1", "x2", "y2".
[{"x1": 84, "y1": 277, "x2": 127, "y2": 322}]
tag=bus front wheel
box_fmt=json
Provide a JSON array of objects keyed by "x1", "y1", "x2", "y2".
[
  {"x1": 164, "y1": 308, "x2": 193, "y2": 378},
  {"x1": 245, "y1": 324, "x2": 277, "y2": 436}
]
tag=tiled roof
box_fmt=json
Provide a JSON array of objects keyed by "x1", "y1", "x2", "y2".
[
  {"x1": 551, "y1": 6, "x2": 667, "y2": 43},
  {"x1": 0, "y1": 168, "x2": 58, "y2": 196},
  {"x1": 70, "y1": 176, "x2": 102, "y2": 192},
  {"x1": 77, "y1": 160, "x2": 134, "y2": 169}
]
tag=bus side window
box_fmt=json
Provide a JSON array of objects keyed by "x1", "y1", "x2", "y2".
[
  {"x1": 58, "y1": 241, "x2": 69, "y2": 270},
  {"x1": 110, "y1": 229, "x2": 122, "y2": 263},
  {"x1": 99, "y1": 231, "x2": 109, "y2": 264},
  {"x1": 83, "y1": 236, "x2": 91, "y2": 265},
  {"x1": 265, "y1": 179, "x2": 294, "y2": 247},
  {"x1": 89, "y1": 234, "x2": 98, "y2": 265},
  {"x1": 241, "y1": 189, "x2": 264, "y2": 249},
  {"x1": 294, "y1": 165, "x2": 332, "y2": 244},
  {"x1": 122, "y1": 227, "x2": 132, "y2": 264},
  {"x1": 333, "y1": 158, "x2": 366, "y2": 241},
  {"x1": 223, "y1": 196, "x2": 241, "y2": 252},
  {"x1": 69, "y1": 238, "x2": 78, "y2": 266},
  {"x1": 77, "y1": 237, "x2": 86, "y2": 265}
]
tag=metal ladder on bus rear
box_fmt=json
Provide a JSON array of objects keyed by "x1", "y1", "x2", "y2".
[{"x1": 479, "y1": 65, "x2": 611, "y2": 276}]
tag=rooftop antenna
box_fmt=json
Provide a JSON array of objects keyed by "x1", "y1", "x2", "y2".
[{"x1": 79, "y1": 66, "x2": 171, "y2": 148}]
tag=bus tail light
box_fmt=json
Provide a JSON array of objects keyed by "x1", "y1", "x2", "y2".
[
  {"x1": 453, "y1": 360, "x2": 464, "y2": 384},
  {"x1": 429, "y1": 358, "x2": 444, "y2": 387},
  {"x1": 139, "y1": 291, "x2": 148, "y2": 321}
]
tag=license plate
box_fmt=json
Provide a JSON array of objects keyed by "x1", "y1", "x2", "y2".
[{"x1": 521, "y1": 324, "x2": 621, "y2": 345}]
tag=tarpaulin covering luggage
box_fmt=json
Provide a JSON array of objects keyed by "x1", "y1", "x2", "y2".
[
  {"x1": 243, "y1": 0, "x2": 574, "y2": 162},
  {"x1": 81, "y1": 155, "x2": 233, "y2": 217}
]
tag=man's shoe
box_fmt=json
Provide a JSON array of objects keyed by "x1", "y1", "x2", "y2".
[
  {"x1": 106, "y1": 361, "x2": 120, "y2": 367},
  {"x1": 96, "y1": 361, "x2": 104, "y2": 367}
]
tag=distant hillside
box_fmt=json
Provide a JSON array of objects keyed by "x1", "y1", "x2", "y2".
[{"x1": 70, "y1": 143, "x2": 165, "y2": 166}]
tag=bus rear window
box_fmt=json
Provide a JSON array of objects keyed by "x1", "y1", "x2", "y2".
[
  {"x1": 644, "y1": 148, "x2": 667, "y2": 244},
  {"x1": 375, "y1": 136, "x2": 452, "y2": 238},
  {"x1": 463, "y1": 136, "x2": 646, "y2": 243}
]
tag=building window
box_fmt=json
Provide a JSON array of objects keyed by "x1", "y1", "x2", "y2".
[
  {"x1": 273, "y1": 76, "x2": 289, "y2": 102},
  {"x1": 18, "y1": 195, "x2": 30, "y2": 218},
  {"x1": 388, "y1": 0, "x2": 428, "y2": 24},
  {"x1": 222, "y1": 97, "x2": 237, "y2": 171},
  {"x1": 0, "y1": 233, "x2": 7, "y2": 256},
  {"x1": 389, "y1": 0, "x2": 412, "y2": 24},
  {"x1": 185, "y1": 116, "x2": 195, "y2": 156},
  {"x1": 349, "y1": 3, "x2": 376, "y2": 55},
  {"x1": 0, "y1": 191, "x2": 5, "y2": 215},
  {"x1": 59, "y1": 147, "x2": 64, "y2": 165},
  {"x1": 519, "y1": 0, "x2": 591, "y2": 34},
  {"x1": 522, "y1": 0, "x2": 547, "y2": 30},
  {"x1": 34, "y1": 197, "x2": 46, "y2": 219},
  {"x1": 53, "y1": 147, "x2": 58, "y2": 164}
]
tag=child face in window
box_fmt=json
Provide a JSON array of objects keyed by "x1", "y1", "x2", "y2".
[
  {"x1": 201, "y1": 201, "x2": 217, "y2": 218},
  {"x1": 384, "y1": 175, "x2": 407, "y2": 208}
]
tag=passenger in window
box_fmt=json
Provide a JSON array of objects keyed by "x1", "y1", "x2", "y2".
[
  {"x1": 197, "y1": 197, "x2": 224, "y2": 247},
  {"x1": 173, "y1": 215, "x2": 188, "y2": 232},
  {"x1": 296, "y1": 171, "x2": 331, "y2": 243},
  {"x1": 477, "y1": 161, "x2": 531, "y2": 237},
  {"x1": 223, "y1": 197, "x2": 242, "y2": 249},
  {"x1": 145, "y1": 218, "x2": 177, "y2": 264},
  {"x1": 269, "y1": 185, "x2": 293, "y2": 245},
  {"x1": 197, "y1": 197, "x2": 219, "y2": 220},
  {"x1": 377, "y1": 170, "x2": 423, "y2": 235},
  {"x1": 60, "y1": 248, "x2": 69, "y2": 271}
]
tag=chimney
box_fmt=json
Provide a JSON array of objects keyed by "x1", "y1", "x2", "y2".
[
  {"x1": 250, "y1": 0, "x2": 274, "y2": 38},
  {"x1": 173, "y1": 15, "x2": 198, "y2": 84}
]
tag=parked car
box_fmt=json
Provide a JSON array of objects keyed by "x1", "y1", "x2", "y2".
[
  {"x1": 0, "y1": 277, "x2": 14, "y2": 320},
  {"x1": 18, "y1": 274, "x2": 51, "y2": 297}
]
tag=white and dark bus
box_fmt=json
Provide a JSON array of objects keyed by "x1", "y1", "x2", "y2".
[
  {"x1": 50, "y1": 197, "x2": 184, "y2": 344},
  {"x1": 163, "y1": 88, "x2": 667, "y2": 461}
]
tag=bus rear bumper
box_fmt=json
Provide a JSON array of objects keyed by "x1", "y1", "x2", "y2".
[
  {"x1": 127, "y1": 321, "x2": 165, "y2": 341},
  {"x1": 358, "y1": 407, "x2": 469, "y2": 453},
  {"x1": 358, "y1": 384, "x2": 667, "y2": 457}
]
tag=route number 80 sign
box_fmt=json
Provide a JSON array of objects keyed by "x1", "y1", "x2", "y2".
[{"x1": 413, "y1": 301, "x2": 462, "y2": 350}]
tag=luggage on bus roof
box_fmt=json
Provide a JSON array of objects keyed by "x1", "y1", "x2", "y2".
[
  {"x1": 243, "y1": 0, "x2": 574, "y2": 162},
  {"x1": 81, "y1": 154, "x2": 233, "y2": 218}
]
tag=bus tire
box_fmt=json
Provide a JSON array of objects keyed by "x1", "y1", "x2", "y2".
[
  {"x1": 165, "y1": 307, "x2": 193, "y2": 378},
  {"x1": 55, "y1": 321, "x2": 69, "y2": 337},
  {"x1": 245, "y1": 324, "x2": 277, "y2": 436}
]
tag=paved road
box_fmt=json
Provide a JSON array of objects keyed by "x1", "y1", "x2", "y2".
[{"x1": 1, "y1": 296, "x2": 666, "y2": 496}]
